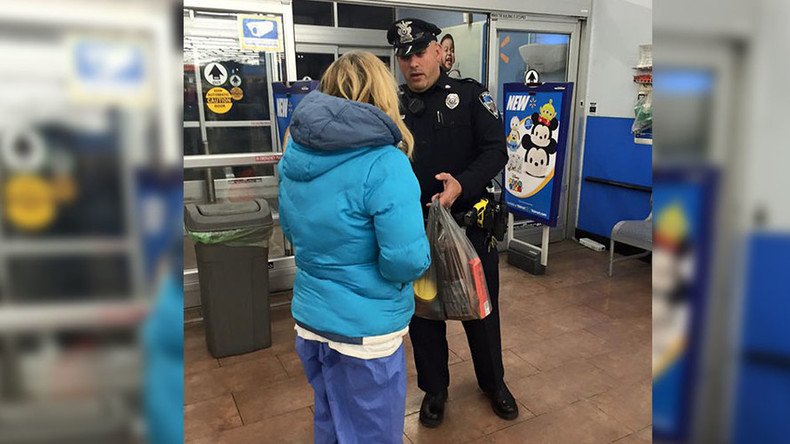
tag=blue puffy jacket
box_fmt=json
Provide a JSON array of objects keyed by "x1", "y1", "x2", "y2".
[{"x1": 278, "y1": 91, "x2": 430, "y2": 341}]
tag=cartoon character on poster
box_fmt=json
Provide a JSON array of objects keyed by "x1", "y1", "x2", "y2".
[
  {"x1": 505, "y1": 97, "x2": 560, "y2": 199},
  {"x1": 652, "y1": 202, "x2": 694, "y2": 381}
]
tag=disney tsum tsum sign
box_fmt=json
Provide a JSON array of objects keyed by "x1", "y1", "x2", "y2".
[{"x1": 501, "y1": 82, "x2": 573, "y2": 227}]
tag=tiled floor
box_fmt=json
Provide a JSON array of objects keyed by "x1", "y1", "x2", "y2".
[{"x1": 184, "y1": 240, "x2": 652, "y2": 443}]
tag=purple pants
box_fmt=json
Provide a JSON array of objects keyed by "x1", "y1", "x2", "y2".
[{"x1": 295, "y1": 337, "x2": 406, "y2": 444}]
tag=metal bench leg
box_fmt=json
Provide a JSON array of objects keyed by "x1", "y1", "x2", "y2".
[{"x1": 608, "y1": 238, "x2": 615, "y2": 277}]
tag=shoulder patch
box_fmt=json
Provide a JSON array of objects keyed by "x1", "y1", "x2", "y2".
[{"x1": 479, "y1": 92, "x2": 498, "y2": 117}]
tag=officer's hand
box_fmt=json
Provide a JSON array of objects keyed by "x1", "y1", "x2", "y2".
[{"x1": 430, "y1": 173, "x2": 462, "y2": 208}]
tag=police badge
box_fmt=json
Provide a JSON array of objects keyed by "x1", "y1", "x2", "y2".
[
  {"x1": 445, "y1": 93, "x2": 459, "y2": 109},
  {"x1": 479, "y1": 92, "x2": 498, "y2": 117},
  {"x1": 396, "y1": 20, "x2": 414, "y2": 44}
]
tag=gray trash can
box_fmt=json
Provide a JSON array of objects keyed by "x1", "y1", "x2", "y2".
[{"x1": 184, "y1": 199, "x2": 274, "y2": 358}]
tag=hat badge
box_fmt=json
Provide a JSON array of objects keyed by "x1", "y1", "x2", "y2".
[{"x1": 396, "y1": 20, "x2": 414, "y2": 44}]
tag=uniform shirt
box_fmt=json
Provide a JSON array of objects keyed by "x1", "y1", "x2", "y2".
[{"x1": 400, "y1": 71, "x2": 508, "y2": 216}]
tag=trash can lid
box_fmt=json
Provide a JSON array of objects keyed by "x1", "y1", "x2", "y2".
[{"x1": 184, "y1": 199, "x2": 273, "y2": 232}]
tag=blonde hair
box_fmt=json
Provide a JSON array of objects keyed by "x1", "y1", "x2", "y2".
[{"x1": 319, "y1": 51, "x2": 414, "y2": 158}]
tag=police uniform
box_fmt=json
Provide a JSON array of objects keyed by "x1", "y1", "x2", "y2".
[{"x1": 388, "y1": 19, "x2": 517, "y2": 424}]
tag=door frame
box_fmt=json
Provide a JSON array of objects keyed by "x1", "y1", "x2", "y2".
[{"x1": 486, "y1": 15, "x2": 584, "y2": 249}]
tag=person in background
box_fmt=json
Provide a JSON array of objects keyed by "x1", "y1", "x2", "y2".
[
  {"x1": 440, "y1": 34, "x2": 461, "y2": 78},
  {"x1": 277, "y1": 51, "x2": 431, "y2": 443},
  {"x1": 387, "y1": 18, "x2": 518, "y2": 428}
]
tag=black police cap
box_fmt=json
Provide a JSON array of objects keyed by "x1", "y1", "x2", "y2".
[{"x1": 386, "y1": 18, "x2": 442, "y2": 57}]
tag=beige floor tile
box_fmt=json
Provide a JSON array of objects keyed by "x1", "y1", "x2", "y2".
[
  {"x1": 613, "y1": 431, "x2": 651, "y2": 443},
  {"x1": 214, "y1": 407, "x2": 313, "y2": 444},
  {"x1": 510, "y1": 329, "x2": 610, "y2": 372},
  {"x1": 584, "y1": 317, "x2": 651, "y2": 347},
  {"x1": 587, "y1": 343, "x2": 651, "y2": 385},
  {"x1": 185, "y1": 353, "x2": 290, "y2": 405},
  {"x1": 590, "y1": 378, "x2": 652, "y2": 432},
  {"x1": 503, "y1": 287, "x2": 579, "y2": 318},
  {"x1": 277, "y1": 350, "x2": 306, "y2": 380},
  {"x1": 585, "y1": 270, "x2": 651, "y2": 297},
  {"x1": 184, "y1": 346, "x2": 220, "y2": 376},
  {"x1": 583, "y1": 292, "x2": 651, "y2": 320},
  {"x1": 526, "y1": 304, "x2": 611, "y2": 339},
  {"x1": 447, "y1": 332, "x2": 473, "y2": 361},
  {"x1": 499, "y1": 318, "x2": 545, "y2": 351},
  {"x1": 448, "y1": 359, "x2": 486, "y2": 401},
  {"x1": 487, "y1": 399, "x2": 631, "y2": 444},
  {"x1": 507, "y1": 359, "x2": 615, "y2": 415},
  {"x1": 184, "y1": 395, "x2": 242, "y2": 442},
  {"x1": 234, "y1": 377, "x2": 315, "y2": 425},
  {"x1": 184, "y1": 324, "x2": 220, "y2": 375},
  {"x1": 501, "y1": 349, "x2": 541, "y2": 383},
  {"x1": 404, "y1": 390, "x2": 533, "y2": 444}
]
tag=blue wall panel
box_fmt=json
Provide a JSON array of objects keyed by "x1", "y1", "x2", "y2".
[
  {"x1": 733, "y1": 362, "x2": 790, "y2": 444},
  {"x1": 577, "y1": 116, "x2": 652, "y2": 238},
  {"x1": 741, "y1": 234, "x2": 790, "y2": 355}
]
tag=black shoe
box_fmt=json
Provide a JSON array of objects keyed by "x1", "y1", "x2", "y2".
[
  {"x1": 487, "y1": 386, "x2": 519, "y2": 420},
  {"x1": 419, "y1": 390, "x2": 448, "y2": 428}
]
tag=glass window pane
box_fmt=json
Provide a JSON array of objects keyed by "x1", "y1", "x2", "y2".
[
  {"x1": 196, "y1": 57, "x2": 271, "y2": 121},
  {"x1": 293, "y1": 0, "x2": 334, "y2": 26},
  {"x1": 496, "y1": 31, "x2": 570, "y2": 101},
  {"x1": 296, "y1": 52, "x2": 335, "y2": 81},
  {"x1": 184, "y1": 127, "x2": 201, "y2": 156},
  {"x1": 183, "y1": 164, "x2": 276, "y2": 182},
  {"x1": 337, "y1": 4, "x2": 393, "y2": 30},
  {"x1": 206, "y1": 126, "x2": 273, "y2": 155}
]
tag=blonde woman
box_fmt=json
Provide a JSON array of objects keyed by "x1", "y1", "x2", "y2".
[{"x1": 277, "y1": 51, "x2": 430, "y2": 443}]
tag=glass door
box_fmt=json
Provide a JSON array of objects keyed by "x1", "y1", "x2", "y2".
[
  {"x1": 488, "y1": 17, "x2": 581, "y2": 246},
  {"x1": 183, "y1": 0, "x2": 296, "y2": 307}
]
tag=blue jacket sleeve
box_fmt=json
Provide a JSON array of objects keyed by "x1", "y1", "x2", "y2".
[
  {"x1": 364, "y1": 148, "x2": 431, "y2": 283},
  {"x1": 276, "y1": 163, "x2": 294, "y2": 244}
]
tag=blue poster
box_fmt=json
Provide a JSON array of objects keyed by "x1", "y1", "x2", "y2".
[
  {"x1": 501, "y1": 82, "x2": 573, "y2": 226},
  {"x1": 652, "y1": 167, "x2": 718, "y2": 442},
  {"x1": 272, "y1": 80, "x2": 319, "y2": 149}
]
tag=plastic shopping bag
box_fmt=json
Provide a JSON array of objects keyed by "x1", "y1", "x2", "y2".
[{"x1": 414, "y1": 200, "x2": 492, "y2": 321}]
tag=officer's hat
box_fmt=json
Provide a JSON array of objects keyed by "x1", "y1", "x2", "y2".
[{"x1": 386, "y1": 18, "x2": 442, "y2": 57}]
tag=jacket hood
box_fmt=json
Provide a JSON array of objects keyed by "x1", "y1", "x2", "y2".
[
  {"x1": 289, "y1": 90, "x2": 401, "y2": 150},
  {"x1": 280, "y1": 90, "x2": 403, "y2": 181}
]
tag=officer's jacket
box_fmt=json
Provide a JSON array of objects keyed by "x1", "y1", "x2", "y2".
[{"x1": 400, "y1": 71, "x2": 508, "y2": 215}]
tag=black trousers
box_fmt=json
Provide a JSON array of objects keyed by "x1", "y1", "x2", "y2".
[{"x1": 409, "y1": 227, "x2": 505, "y2": 395}]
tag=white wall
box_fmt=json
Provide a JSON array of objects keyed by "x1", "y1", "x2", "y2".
[
  {"x1": 743, "y1": 0, "x2": 790, "y2": 230},
  {"x1": 584, "y1": 0, "x2": 652, "y2": 118},
  {"x1": 441, "y1": 21, "x2": 486, "y2": 81}
]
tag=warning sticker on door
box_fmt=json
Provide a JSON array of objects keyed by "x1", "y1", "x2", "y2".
[
  {"x1": 206, "y1": 87, "x2": 232, "y2": 114},
  {"x1": 230, "y1": 87, "x2": 244, "y2": 101},
  {"x1": 4, "y1": 174, "x2": 56, "y2": 231},
  {"x1": 204, "y1": 63, "x2": 227, "y2": 86}
]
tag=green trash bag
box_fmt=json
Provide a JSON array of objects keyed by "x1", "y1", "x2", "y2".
[
  {"x1": 631, "y1": 90, "x2": 652, "y2": 134},
  {"x1": 187, "y1": 225, "x2": 272, "y2": 248}
]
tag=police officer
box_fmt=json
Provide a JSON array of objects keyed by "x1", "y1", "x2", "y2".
[{"x1": 387, "y1": 18, "x2": 519, "y2": 427}]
